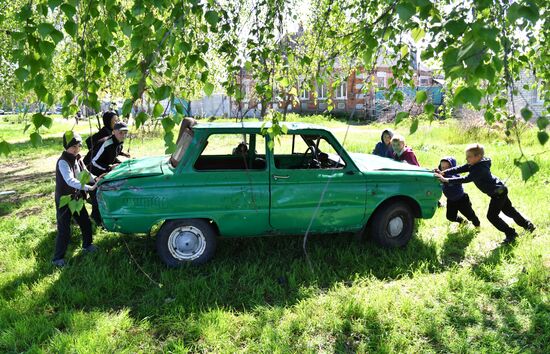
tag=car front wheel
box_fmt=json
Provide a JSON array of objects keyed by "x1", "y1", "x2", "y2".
[
  {"x1": 156, "y1": 219, "x2": 217, "y2": 267},
  {"x1": 369, "y1": 202, "x2": 414, "y2": 248}
]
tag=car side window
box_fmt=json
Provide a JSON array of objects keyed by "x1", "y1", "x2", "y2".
[
  {"x1": 273, "y1": 134, "x2": 346, "y2": 170},
  {"x1": 194, "y1": 133, "x2": 267, "y2": 171}
]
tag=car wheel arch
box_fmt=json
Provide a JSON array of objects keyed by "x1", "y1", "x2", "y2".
[
  {"x1": 154, "y1": 217, "x2": 221, "y2": 236},
  {"x1": 367, "y1": 195, "x2": 421, "y2": 225}
]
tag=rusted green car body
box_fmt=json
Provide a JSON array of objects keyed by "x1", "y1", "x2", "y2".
[{"x1": 97, "y1": 122, "x2": 441, "y2": 266}]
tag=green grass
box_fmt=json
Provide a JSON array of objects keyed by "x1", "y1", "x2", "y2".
[
  {"x1": 1, "y1": 114, "x2": 97, "y2": 143},
  {"x1": 0, "y1": 115, "x2": 549, "y2": 353}
]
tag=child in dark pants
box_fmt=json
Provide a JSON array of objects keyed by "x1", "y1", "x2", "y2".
[
  {"x1": 53, "y1": 133, "x2": 102, "y2": 267},
  {"x1": 438, "y1": 156, "x2": 480, "y2": 227},
  {"x1": 436, "y1": 144, "x2": 535, "y2": 244}
]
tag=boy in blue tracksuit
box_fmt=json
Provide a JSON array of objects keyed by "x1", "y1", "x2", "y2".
[
  {"x1": 436, "y1": 144, "x2": 535, "y2": 244},
  {"x1": 438, "y1": 156, "x2": 480, "y2": 227}
]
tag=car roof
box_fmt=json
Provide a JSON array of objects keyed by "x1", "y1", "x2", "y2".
[{"x1": 193, "y1": 121, "x2": 327, "y2": 133}]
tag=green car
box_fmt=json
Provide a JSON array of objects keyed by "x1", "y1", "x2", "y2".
[{"x1": 97, "y1": 119, "x2": 441, "y2": 266}]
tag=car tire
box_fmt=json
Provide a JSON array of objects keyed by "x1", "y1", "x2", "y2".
[
  {"x1": 369, "y1": 202, "x2": 414, "y2": 248},
  {"x1": 156, "y1": 219, "x2": 217, "y2": 267}
]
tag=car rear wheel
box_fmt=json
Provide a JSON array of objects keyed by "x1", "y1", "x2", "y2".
[
  {"x1": 369, "y1": 202, "x2": 414, "y2": 248},
  {"x1": 156, "y1": 219, "x2": 217, "y2": 267}
]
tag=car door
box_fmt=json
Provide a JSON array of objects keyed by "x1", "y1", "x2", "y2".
[
  {"x1": 269, "y1": 131, "x2": 367, "y2": 233},
  {"x1": 178, "y1": 132, "x2": 270, "y2": 237}
]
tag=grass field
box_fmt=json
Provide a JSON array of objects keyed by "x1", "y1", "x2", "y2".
[{"x1": 0, "y1": 114, "x2": 549, "y2": 353}]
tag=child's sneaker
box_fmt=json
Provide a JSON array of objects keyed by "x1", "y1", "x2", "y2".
[
  {"x1": 52, "y1": 259, "x2": 66, "y2": 267},
  {"x1": 502, "y1": 232, "x2": 518, "y2": 245},
  {"x1": 83, "y1": 244, "x2": 98, "y2": 253}
]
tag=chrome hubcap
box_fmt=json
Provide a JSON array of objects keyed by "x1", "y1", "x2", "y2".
[
  {"x1": 168, "y1": 226, "x2": 206, "y2": 261},
  {"x1": 388, "y1": 216, "x2": 404, "y2": 237}
]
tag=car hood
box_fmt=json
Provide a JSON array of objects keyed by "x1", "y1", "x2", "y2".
[
  {"x1": 100, "y1": 156, "x2": 167, "y2": 182},
  {"x1": 349, "y1": 153, "x2": 430, "y2": 173}
]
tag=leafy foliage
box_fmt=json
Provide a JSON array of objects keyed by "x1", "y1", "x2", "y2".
[{"x1": 0, "y1": 0, "x2": 547, "y2": 178}]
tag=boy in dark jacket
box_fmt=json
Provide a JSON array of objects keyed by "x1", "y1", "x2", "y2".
[
  {"x1": 83, "y1": 111, "x2": 120, "y2": 166},
  {"x1": 390, "y1": 134, "x2": 420, "y2": 166},
  {"x1": 438, "y1": 156, "x2": 480, "y2": 227},
  {"x1": 89, "y1": 122, "x2": 129, "y2": 224},
  {"x1": 53, "y1": 133, "x2": 102, "y2": 267},
  {"x1": 436, "y1": 144, "x2": 535, "y2": 244},
  {"x1": 372, "y1": 129, "x2": 394, "y2": 157}
]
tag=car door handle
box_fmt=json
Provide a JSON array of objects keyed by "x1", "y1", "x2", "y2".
[{"x1": 273, "y1": 175, "x2": 290, "y2": 180}]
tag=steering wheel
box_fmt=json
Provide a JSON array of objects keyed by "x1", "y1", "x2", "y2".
[{"x1": 301, "y1": 145, "x2": 321, "y2": 168}]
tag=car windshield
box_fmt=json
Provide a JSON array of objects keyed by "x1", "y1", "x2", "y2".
[{"x1": 170, "y1": 118, "x2": 196, "y2": 168}]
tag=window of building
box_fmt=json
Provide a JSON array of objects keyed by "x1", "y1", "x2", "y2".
[
  {"x1": 376, "y1": 72, "x2": 386, "y2": 88},
  {"x1": 300, "y1": 88, "x2": 309, "y2": 100},
  {"x1": 335, "y1": 81, "x2": 347, "y2": 99},
  {"x1": 317, "y1": 83, "x2": 327, "y2": 99},
  {"x1": 419, "y1": 76, "x2": 430, "y2": 86}
]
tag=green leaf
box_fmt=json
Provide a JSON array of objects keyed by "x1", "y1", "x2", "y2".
[
  {"x1": 23, "y1": 79, "x2": 34, "y2": 91},
  {"x1": 49, "y1": 29, "x2": 64, "y2": 44},
  {"x1": 32, "y1": 113, "x2": 47, "y2": 129},
  {"x1": 60, "y1": 3, "x2": 77, "y2": 17},
  {"x1": 395, "y1": 111, "x2": 409, "y2": 125},
  {"x1": 410, "y1": 118, "x2": 419, "y2": 134},
  {"x1": 396, "y1": 2, "x2": 416, "y2": 21},
  {"x1": 518, "y1": 4, "x2": 539, "y2": 23},
  {"x1": 30, "y1": 132, "x2": 42, "y2": 147},
  {"x1": 415, "y1": 90, "x2": 428, "y2": 104},
  {"x1": 484, "y1": 111, "x2": 495, "y2": 124},
  {"x1": 17, "y1": 5, "x2": 32, "y2": 21},
  {"x1": 135, "y1": 112, "x2": 149, "y2": 128},
  {"x1": 77, "y1": 170, "x2": 91, "y2": 187},
  {"x1": 121, "y1": 99, "x2": 133, "y2": 116},
  {"x1": 68, "y1": 199, "x2": 79, "y2": 214},
  {"x1": 43, "y1": 116, "x2": 53, "y2": 129},
  {"x1": 538, "y1": 131, "x2": 548, "y2": 145},
  {"x1": 59, "y1": 195, "x2": 72, "y2": 208},
  {"x1": 64, "y1": 131, "x2": 74, "y2": 144},
  {"x1": 424, "y1": 103, "x2": 435, "y2": 115},
  {"x1": 520, "y1": 107, "x2": 533, "y2": 121},
  {"x1": 14, "y1": 67, "x2": 29, "y2": 82},
  {"x1": 64, "y1": 21, "x2": 77, "y2": 37},
  {"x1": 518, "y1": 160, "x2": 539, "y2": 182},
  {"x1": 175, "y1": 102, "x2": 185, "y2": 115},
  {"x1": 48, "y1": 0, "x2": 63, "y2": 10},
  {"x1": 153, "y1": 102, "x2": 164, "y2": 117},
  {"x1": 163, "y1": 131, "x2": 176, "y2": 154},
  {"x1": 0, "y1": 140, "x2": 11, "y2": 157},
  {"x1": 156, "y1": 85, "x2": 172, "y2": 101},
  {"x1": 411, "y1": 27, "x2": 425, "y2": 43},
  {"x1": 454, "y1": 87, "x2": 482, "y2": 108},
  {"x1": 37, "y1": 23, "x2": 55, "y2": 37},
  {"x1": 445, "y1": 19, "x2": 467, "y2": 36},
  {"x1": 204, "y1": 82, "x2": 214, "y2": 96},
  {"x1": 39, "y1": 41, "x2": 56, "y2": 56},
  {"x1": 508, "y1": 3, "x2": 539, "y2": 24},
  {"x1": 74, "y1": 199, "x2": 85, "y2": 215},
  {"x1": 536, "y1": 116, "x2": 549, "y2": 130},
  {"x1": 161, "y1": 117, "x2": 175, "y2": 131},
  {"x1": 205, "y1": 11, "x2": 219, "y2": 27}
]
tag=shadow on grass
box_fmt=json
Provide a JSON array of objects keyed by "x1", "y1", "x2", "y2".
[
  {"x1": 3, "y1": 227, "x2": 441, "y2": 311},
  {"x1": 440, "y1": 226, "x2": 477, "y2": 265},
  {"x1": 1, "y1": 220, "x2": 546, "y2": 351}
]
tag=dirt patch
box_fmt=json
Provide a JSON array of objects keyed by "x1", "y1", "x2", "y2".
[{"x1": 15, "y1": 205, "x2": 44, "y2": 218}]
